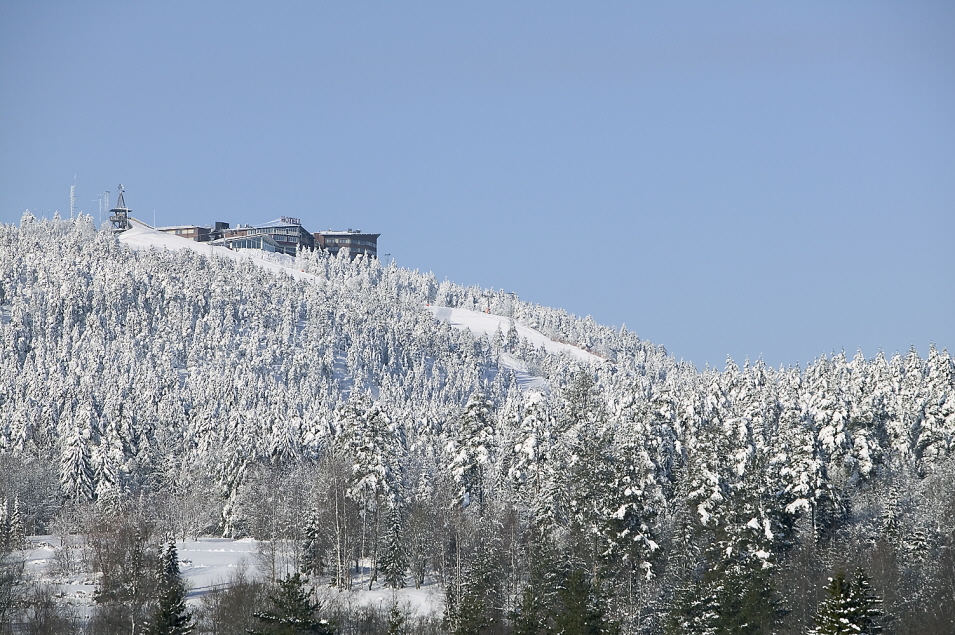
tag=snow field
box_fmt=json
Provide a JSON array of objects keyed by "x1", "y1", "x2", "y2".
[{"x1": 22, "y1": 535, "x2": 442, "y2": 618}]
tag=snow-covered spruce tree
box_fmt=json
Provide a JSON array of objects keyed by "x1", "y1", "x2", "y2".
[
  {"x1": 378, "y1": 497, "x2": 408, "y2": 589},
  {"x1": 551, "y1": 371, "x2": 620, "y2": 576},
  {"x1": 299, "y1": 507, "x2": 325, "y2": 578},
  {"x1": 668, "y1": 363, "x2": 788, "y2": 634},
  {"x1": 249, "y1": 573, "x2": 335, "y2": 635},
  {"x1": 810, "y1": 568, "x2": 884, "y2": 635},
  {"x1": 59, "y1": 418, "x2": 96, "y2": 503},
  {"x1": 550, "y1": 567, "x2": 618, "y2": 635},
  {"x1": 513, "y1": 541, "x2": 560, "y2": 635},
  {"x1": 334, "y1": 394, "x2": 402, "y2": 588},
  {"x1": 505, "y1": 392, "x2": 550, "y2": 505},
  {"x1": 444, "y1": 515, "x2": 505, "y2": 635},
  {"x1": 666, "y1": 532, "x2": 782, "y2": 635},
  {"x1": 145, "y1": 541, "x2": 193, "y2": 635},
  {"x1": 447, "y1": 392, "x2": 496, "y2": 513},
  {"x1": 598, "y1": 407, "x2": 662, "y2": 580},
  {"x1": 916, "y1": 344, "x2": 955, "y2": 471},
  {"x1": 515, "y1": 540, "x2": 618, "y2": 635},
  {"x1": 0, "y1": 497, "x2": 25, "y2": 552}
]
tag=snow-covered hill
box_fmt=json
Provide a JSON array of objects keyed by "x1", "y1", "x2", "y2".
[
  {"x1": 2, "y1": 214, "x2": 954, "y2": 632},
  {"x1": 119, "y1": 217, "x2": 607, "y2": 394}
]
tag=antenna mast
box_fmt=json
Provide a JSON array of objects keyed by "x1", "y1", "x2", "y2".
[
  {"x1": 70, "y1": 176, "x2": 76, "y2": 220},
  {"x1": 101, "y1": 191, "x2": 110, "y2": 228}
]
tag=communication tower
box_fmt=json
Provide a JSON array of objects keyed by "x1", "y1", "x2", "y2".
[{"x1": 70, "y1": 177, "x2": 76, "y2": 220}]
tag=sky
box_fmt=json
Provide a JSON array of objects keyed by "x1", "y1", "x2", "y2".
[{"x1": 2, "y1": 1, "x2": 953, "y2": 369}]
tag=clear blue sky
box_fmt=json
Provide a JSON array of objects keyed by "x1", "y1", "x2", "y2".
[{"x1": 2, "y1": 1, "x2": 953, "y2": 369}]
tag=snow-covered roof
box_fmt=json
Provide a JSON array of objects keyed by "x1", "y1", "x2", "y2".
[
  {"x1": 255, "y1": 218, "x2": 304, "y2": 228},
  {"x1": 315, "y1": 230, "x2": 380, "y2": 237}
]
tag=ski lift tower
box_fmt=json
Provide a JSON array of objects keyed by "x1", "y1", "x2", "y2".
[{"x1": 108, "y1": 184, "x2": 132, "y2": 231}]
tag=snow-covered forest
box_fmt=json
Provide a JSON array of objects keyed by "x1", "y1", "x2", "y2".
[{"x1": 1, "y1": 214, "x2": 954, "y2": 634}]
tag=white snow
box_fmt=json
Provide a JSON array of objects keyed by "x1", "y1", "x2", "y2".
[
  {"x1": 24, "y1": 535, "x2": 442, "y2": 618},
  {"x1": 426, "y1": 306, "x2": 602, "y2": 365},
  {"x1": 118, "y1": 219, "x2": 316, "y2": 282},
  {"x1": 499, "y1": 353, "x2": 550, "y2": 391},
  {"x1": 179, "y1": 540, "x2": 442, "y2": 615},
  {"x1": 178, "y1": 537, "x2": 260, "y2": 598},
  {"x1": 331, "y1": 583, "x2": 444, "y2": 618},
  {"x1": 118, "y1": 222, "x2": 603, "y2": 378},
  {"x1": 426, "y1": 305, "x2": 603, "y2": 392}
]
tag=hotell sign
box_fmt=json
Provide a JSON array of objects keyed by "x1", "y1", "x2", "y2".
[{"x1": 280, "y1": 216, "x2": 301, "y2": 226}]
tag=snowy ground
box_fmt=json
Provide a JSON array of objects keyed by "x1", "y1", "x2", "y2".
[
  {"x1": 118, "y1": 219, "x2": 317, "y2": 283},
  {"x1": 427, "y1": 305, "x2": 602, "y2": 391},
  {"x1": 426, "y1": 306, "x2": 602, "y2": 365},
  {"x1": 22, "y1": 536, "x2": 442, "y2": 618},
  {"x1": 24, "y1": 536, "x2": 96, "y2": 620}
]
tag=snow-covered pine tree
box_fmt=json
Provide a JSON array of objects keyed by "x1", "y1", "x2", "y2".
[
  {"x1": 810, "y1": 568, "x2": 884, "y2": 635},
  {"x1": 59, "y1": 422, "x2": 96, "y2": 502}
]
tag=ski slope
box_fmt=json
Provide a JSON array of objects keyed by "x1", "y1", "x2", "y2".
[
  {"x1": 118, "y1": 219, "x2": 316, "y2": 282},
  {"x1": 119, "y1": 221, "x2": 601, "y2": 392},
  {"x1": 426, "y1": 306, "x2": 602, "y2": 365}
]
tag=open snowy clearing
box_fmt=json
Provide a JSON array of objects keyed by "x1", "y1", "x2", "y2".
[{"x1": 23, "y1": 536, "x2": 443, "y2": 618}]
